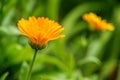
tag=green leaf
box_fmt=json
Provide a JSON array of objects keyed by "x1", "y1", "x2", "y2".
[
  {"x1": 6, "y1": 44, "x2": 33, "y2": 64},
  {"x1": 100, "y1": 59, "x2": 117, "y2": 80},
  {"x1": 86, "y1": 31, "x2": 112, "y2": 57},
  {"x1": 66, "y1": 53, "x2": 75, "y2": 78},
  {"x1": 46, "y1": 0, "x2": 60, "y2": 20},
  {"x1": 19, "y1": 62, "x2": 29, "y2": 80},
  {"x1": 78, "y1": 56, "x2": 101, "y2": 66},
  {"x1": 0, "y1": 72, "x2": 9, "y2": 80},
  {"x1": 116, "y1": 63, "x2": 120, "y2": 80},
  {"x1": 52, "y1": 40, "x2": 67, "y2": 62},
  {"x1": 36, "y1": 55, "x2": 67, "y2": 71},
  {"x1": 0, "y1": 26, "x2": 20, "y2": 35},
  {"x1": 78, "y1": 56, "x2": 101, "y2": 76}
]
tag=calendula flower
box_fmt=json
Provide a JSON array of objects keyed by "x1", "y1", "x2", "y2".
[
  {"x1": 18, "y1": 16, "x2": 65, "y2": 50},
  {"x1": 83, "y1": 13, "x2": 114, "y2": 31}
]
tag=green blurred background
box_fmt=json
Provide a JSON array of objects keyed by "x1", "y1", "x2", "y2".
[{"x1": 0, "y1": 0, "x2": 120, "y2": 80}]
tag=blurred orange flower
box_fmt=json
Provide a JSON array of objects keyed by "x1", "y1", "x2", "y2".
[
  {"x1": 18, "y1": 16, "x2": 64, "y2": 49},
  {"x1": 83, "y1": 13, "x2": 114, "y2": 31}
]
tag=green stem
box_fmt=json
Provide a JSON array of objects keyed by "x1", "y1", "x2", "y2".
[{"x1": 27, "y1": 49, "x2": 38, "y2": 80}]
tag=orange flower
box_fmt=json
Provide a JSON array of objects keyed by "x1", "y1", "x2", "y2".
[
  {"x1": 83, "y1": 13, "x2": 114, "y2": 31},
  {"x1": 18, "y1": 16, "x2": 65, "y2": 49}
]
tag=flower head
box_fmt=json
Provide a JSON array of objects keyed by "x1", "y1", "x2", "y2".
[
  {"x1": 83, "y1": 13, "x2": 114, "y2": 31},
  {"x1": 18, "y1": 16, "x2": 65, "y2": 50}
]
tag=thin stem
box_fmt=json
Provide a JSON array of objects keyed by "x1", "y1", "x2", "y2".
[{"x1": 27, "y1": 49, "x2": 38, "y2": 80}]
